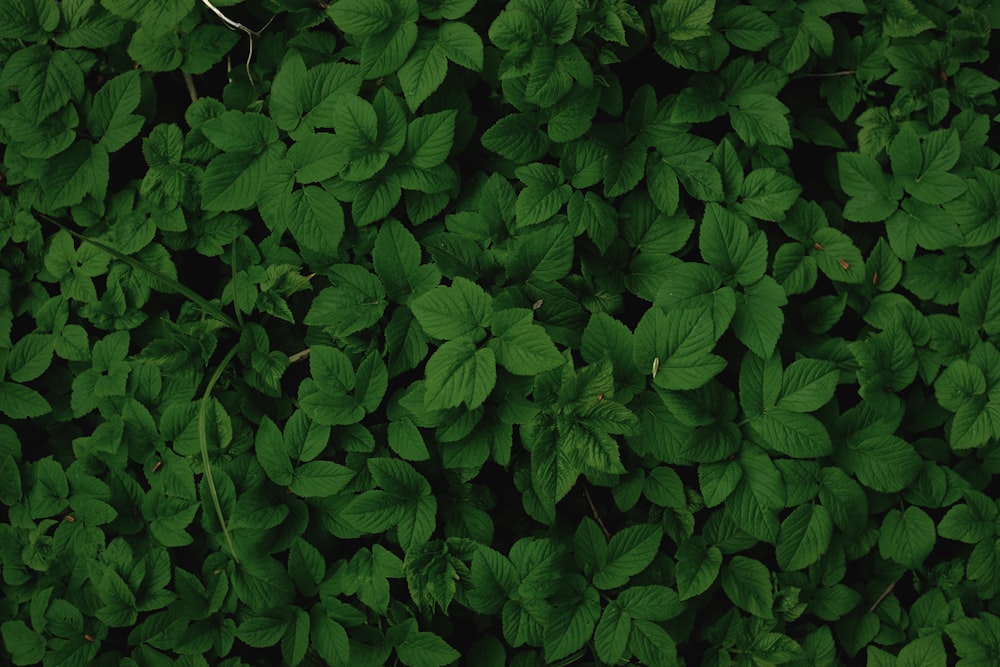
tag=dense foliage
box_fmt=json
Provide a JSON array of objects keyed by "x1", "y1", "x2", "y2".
[{"x1": 2, "y1": 0, "x2": 1000, "y2": 664}]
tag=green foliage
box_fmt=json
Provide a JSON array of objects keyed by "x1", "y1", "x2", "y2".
[{"x1": 2, "y1": 0, "x2": 1000, "y2": 664}]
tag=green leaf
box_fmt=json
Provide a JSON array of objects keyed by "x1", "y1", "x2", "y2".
[
  {"x1": 732, "y1": 276, "x2": 787, "y2": 358},
  {"x1": 328, "y1": 0, "x2": 394, "y2": 36},
  {"x1": 898, "y1": 635, "x2": 947, "y2": 667},
  {"x1": 634, "y1": 308, "x2": 727, "y2": 391},
  {"x1": 424, "y1": 337, "x2": 496, "y2": 410},
  {"x1": 388, "y1": 418, "x2": 430, "y2": 461},
  {"x1": 255, "y1": 416, "x2": 293, "y2": 486},
  {"x1": 775, "y1": 503, "x2": 832, "y2": 571},
  {"x1": 0, "y1": 381, "x2": 52, "y2": 419},
  {"x1": 883, "y1": 0, "x2": 934, "y2": 37},
  {"x1": 411, "y1": 276, "x2": 493, "y2": 341},
  {"x1": 481, "y1": 112, "x2": 548, "y2": 164},
  {"x1": 643, "y1": 466, "x2": 687, "y2": 508},
  {"x1": 721, "y1": 556, "x2": 774, "y2": 619},
  {"x1": 291, "y1": 461, "x2": 354, "y2": 497},
  {"x1": 594, "y1": 601, "x2": 631, "y2": 664},
  {"x1": 406, "y1": 109, "x2": 456, "y2": 169},
  {"x1": 236, "y1": 613, "x2": 286, "y2": 648},
  {"x1": 778, "y1": 358, "x2": 839, "y2": 412},
  {"x1": 937, "y1": 491, "x2": 999, "y2": 544},
  {"x1": 879, "y1": 506, "x2": 936, "y2": 569},
  {"x1": 729, "y1": 94, "x2": 792, "y2": 148},
  {"x1": 373, "y1": 219, "x2": 438, "y2": 303},
  {"x1": 676, "y1": 536, "x2": 722, "y2": 600},
  {"x1": 1, "y1": 45, "x2": 84, "y2": 119},
  {"x1": 1, "y1": 620, "x2": 46, "y2": 666},
  {"x1": 202, "y1": 150, "x2": 277, "y2": 211},
  {"x1": 304, "y1": 265, "x2": 386, "y2": 336},
  {"x1": 88, "y1": 70, "x2": 143, "y2": 152},
  {"x1": 593, "y1": 524, "x2": 662, "y2": 589},
  {"x1": 959, "y1": 259, "x2": 1000, "y2": 336},
  {"x1": 543, "y1": 582, "x2": 600, "y2": 662},
  {"x1": 628, "y1": 618, "x2": 678, "y2": 667},
  {"x1": 0, "y1": 0, "x2": 59, "y2": 40},
  {"x1": 818, "y1": 466, "x2": 868, "y2": 536},
  {"x1": 43, "y1": 140, "x2": 110, "y2": 209},
  {"x1": 487, "y1": 308, "x2": 563, "y2": 375},
  {"x1": 7, "y1": 332, "x2": 54, "y2": 382},
  {"x1": 438, "y1": 20, "x2": 484, "y2": 70},
  {"x1": 739, "y1": 168, "x2": 801, "y2": 221},
  {"x1": 837, "y1": 152, "x2": 899, "y2": 222},
  {"x1": 749, "y1": 409, "x2": 832, "y2": 457},
  {"x1": 844, "y1": 434, "x2": 922, "y2": 493},
  {"x1": 515, "y1": 165, "x2": 572, "y2": 227},
  {"x1": 810, "y1": 227, "x2": 865, "y2": 283},
  {"x1": 399, "y1": 30, "x2": 448, "y2": 111},
  {"x1": 619, "y1": 585, "x2": 684, "y2": 621},
  {"x1": 720, "y1": 5, "x2": 780, "y2": 51},
  {"x1": 397, "y1": 630, "x2": 461, "y2": 667},
  {"x1": 234, "y1": 557, "x2": 295, "y2": 611}
]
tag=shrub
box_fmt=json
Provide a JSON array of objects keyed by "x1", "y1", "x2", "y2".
[{"x1": 2, "y1": 0, "x2": 1000, "y2": 665}]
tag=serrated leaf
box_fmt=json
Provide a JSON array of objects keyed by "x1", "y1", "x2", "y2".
[
  {"x1": 750, "y1": 409, "x2": 832, "y2": 457},
  {"x1": 399, "y1": 31, "x2": 448, "y2": 111},
  {"x1": 729, "y1": 94, "x2": 792, "y2": 148},
  {"x1": 721, "y1": 556, "x2": 773, "y2": 618},
  {"x1": 487, "y1": 309, "x2": 563, "y2": 375},
  {"x1": 438, "y1": 20, "x2": 483, "y2": 70},
  {"x1": 778, "y1": 358, "x2": 839, "y2": 412},
  {"x1": 676, "y1": 536, "x2": 722, "y2": 600},
  {"x1": 411, "y1": 276, "x2": 493, "y2": 341},
  {"x1": 592, "y1": 524, "x2": 662, "y2": 589},
  {"x1": 937, "y1": 491, "x2": 999, "y2": 544},
  {"x1": 775, "y1": 503, "x2": 832, "y2": 571},
  {"x1": 406, "y1": 109, "x2": 456, "y2": 169},
  {"x1": 396, "y1": 631, "x2": 460, "y2": 667},
  {"x1": 739, "y1": 168, "x2": 801, "y2": 221},
  {"x1": 732, "y1": 276, "x2": 787, "y2": 358},
  {"x1": 845, "y1": 434, "x2": 922, "y2": 493},
  {"x1": 424, "y1": 337, "x2": 496, "y2": 410},
  {"x1": 594, "y1": 601, "x2": 631, "y2": 664},
  {"x1": 88, "y1": 70, "x2": 143, "y2": 152},
  {"x1": 634, "y1": 308, "x2": 727, "y2": 391},
  {"x1": 291, "y1": 461, "x2": 354, "y2": 497},
  {"x1": 543, "y1": 583, "x2": 600, "y2": 662},
  {"x1": 879, "y1": 506, "x2": 936, "y2": 569},
  {"x1": 255, "y1": 416, "x2": 293, "y2": 486}
]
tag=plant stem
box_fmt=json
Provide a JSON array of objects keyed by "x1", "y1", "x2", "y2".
[{"x1": 199, "y1": 344, "x2": 242, "y2": 563}]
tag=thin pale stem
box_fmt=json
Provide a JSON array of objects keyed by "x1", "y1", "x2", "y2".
[
  {"x1": 199, "y1": 344, "x2": 242, "y2": 563},
  {"x1": 182, "y1": 70, "x2": 199, "y2": 103}
]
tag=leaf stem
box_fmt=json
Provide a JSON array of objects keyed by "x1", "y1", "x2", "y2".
[
  {"x1": 182, "y1": 70, "x2": 199, "y2": 103},
  {"x1": 199, "y1": 344, "x2": 242, "y2": 563},
  {"x1": 39, "y1": 215, "x2": 241, "y2": 331}
]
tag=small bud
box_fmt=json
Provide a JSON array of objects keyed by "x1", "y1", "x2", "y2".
[
  {"x1": 652, "y1": 357, "x2": 660, "y2": 378},
  {"x1": 837, "y1": 258, "x2": 850, "y2": 270},
  {"x1": 597, "y1": 393, "x2": 603, "y2": 401},
  {"x1": 812, "y1": 242, "x2": 824, "y2": 251},
  {"x1": 64, "y1": 515, "x2": 75, "y2": 523},
  {"x1": 872, "y1": 272, "x2": 879, "y2": 285},
  {"x1": 152, "y1": 460, "x2": 163, "y2": 473},
  {"x1": 532, "y1": 299, "x2": 544, "y2": 311}
]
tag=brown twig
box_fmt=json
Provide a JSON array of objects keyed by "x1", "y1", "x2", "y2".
[
  {"x1": 583, "y1": 485, "x2": 611, "y2": 540},
  {"x1": 869, "y1": 581, "x2": 896, "y2": 613}
]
